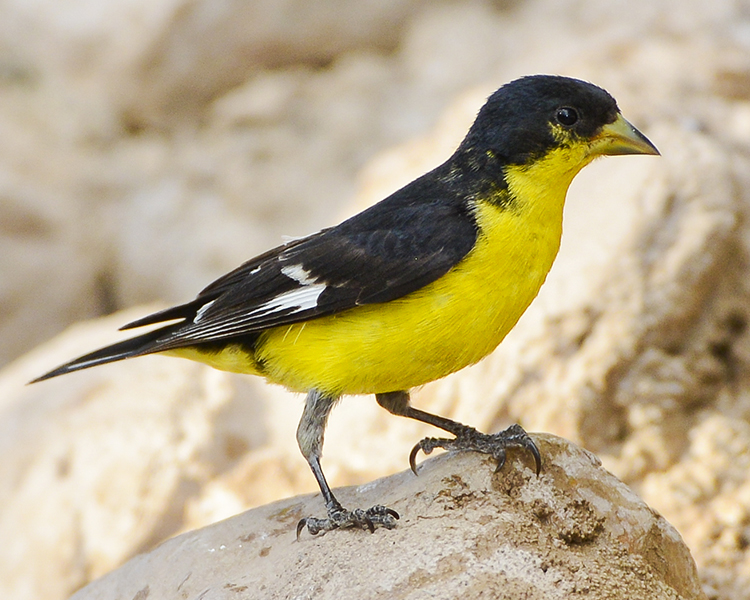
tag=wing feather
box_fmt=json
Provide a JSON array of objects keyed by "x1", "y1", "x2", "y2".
[{"x1": 126, "y1": 171, "x2": 479, "y2": 351}]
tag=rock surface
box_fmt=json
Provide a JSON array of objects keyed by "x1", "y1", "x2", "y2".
[
  {"x1": 69, "y1": 436, "x2": 705, "y2": 600},
  {"x1": 0, "y1": 309, "x2": 310, "y2": 600},
  {"x1": 3, "y1": 0, "x2": 750, "y2": 599},
  {"x1": 2, "y1": 0, "x2": 746, "y2": 367}
]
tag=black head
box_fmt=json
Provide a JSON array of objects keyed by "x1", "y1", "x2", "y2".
[{"x1": 460, "y1": 75, "x2": 622, "y2": 165}]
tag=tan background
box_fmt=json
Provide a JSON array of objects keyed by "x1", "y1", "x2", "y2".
[{"x1": 2, "y1": 0, "x2": 750, "y2": 599}]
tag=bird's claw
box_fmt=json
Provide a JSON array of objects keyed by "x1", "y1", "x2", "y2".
[
  {"x1": 296, "y1": 503, "x2": 399, "y2": 539},
  {"x1": 409, "y1": 423, "x2": 541, "y2": 475}
]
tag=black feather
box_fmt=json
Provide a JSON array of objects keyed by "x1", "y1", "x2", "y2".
[{"x1": 29, "y1": 323, "x2": 183, "y2": 383}]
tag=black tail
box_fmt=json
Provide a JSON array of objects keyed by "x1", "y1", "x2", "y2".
[{"x1": 30, "y1": 324, "x2": 181, "y2": 383}]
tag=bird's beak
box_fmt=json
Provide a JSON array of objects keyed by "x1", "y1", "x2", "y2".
[{"x1": 590, "y1": 113, "x2": 660, "y2": 157}]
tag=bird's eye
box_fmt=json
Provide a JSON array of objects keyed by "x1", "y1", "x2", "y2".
[{"x1": 555, "y1": 107, "x2": 579, "y2": 127}]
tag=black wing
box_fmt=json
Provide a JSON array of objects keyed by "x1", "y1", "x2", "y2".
[
  {"x1": 32, "y1": 167, "x2": 481, "y2": 383},
  {"x1": 124, "y1": 174, "x2": 479, "y2": 350}
]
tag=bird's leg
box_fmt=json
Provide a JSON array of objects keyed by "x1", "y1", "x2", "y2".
[
  {"x1": 296, "y1": 389, "x2": 399, "y2": 538},
  {"x1": 375, "y1": 391, "x2": 541, "y2": 475}
]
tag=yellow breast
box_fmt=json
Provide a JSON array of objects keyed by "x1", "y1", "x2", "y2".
[{"x1": 257, "y1": 157, "x2": 585, "y2": 395}]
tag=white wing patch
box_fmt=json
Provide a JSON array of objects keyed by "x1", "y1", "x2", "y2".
[
  {"x1": 180, "y1": 264, "x2": 326, "y2": 339},
  {"x1": 250, "y1": 284, "x2": 326, "y2": 317},
  {"x1": 240, "y1": 264, "x2": 326, "y2": 321},
  {"x1": 193, "y1": 299, "x2": 216, "y2": 323},
  {"x1": 280, "y1": 264, "x2": 317, "y2": 285},
  {"x1": 239, "y1": 263, "x2": 325, "y2": 318}
]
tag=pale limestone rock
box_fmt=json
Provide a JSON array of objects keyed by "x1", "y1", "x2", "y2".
[
  {"x1": 4, "y1": 0, "x2": 750, "y2": 598},
  {"x1": 0, "y1": 0, "x2": 426, "y2": 127},
  {"x1": 0, "y1": 309, "x2": 309, "y2": 600},
  {"x1": 4, "y1": 0, "x2": 749, "y2": 372},
  {"x1": 70, "y1": 436, "x2": 706, "y2": 600},
  {"x1": 0, "y1": 81, "x2": 113, "y2": 366},
  {"x1": 640, "y1": 414, "x2": 750, "y2": 600},
  {"x1": 110, "y1": 0, "x2": 428, "y2": 128},
  {"x1": 2, "y1": 99, "x2": 745, "y2": 600}
]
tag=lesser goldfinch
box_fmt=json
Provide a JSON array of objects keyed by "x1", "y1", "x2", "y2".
[{"x1": 33, "y1": 75, "x2": 659, "y2": 537}]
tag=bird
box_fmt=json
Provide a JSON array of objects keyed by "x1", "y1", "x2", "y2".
[{"x1": 32, "y1": 74, "x2": 659, "y2": 537}]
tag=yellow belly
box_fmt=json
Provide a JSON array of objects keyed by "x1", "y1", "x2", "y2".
[{"x1": 257, "y1": 201, "x2": 562, "y2": 395}]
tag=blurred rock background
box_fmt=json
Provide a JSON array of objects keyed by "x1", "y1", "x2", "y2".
[{"x1": 2, "y1": 0, "x2": 750, "y2": 599}]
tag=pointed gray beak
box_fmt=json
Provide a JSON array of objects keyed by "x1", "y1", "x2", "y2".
[{"x1": 590, "y1": 113, "x2": 660, "y2": 157}]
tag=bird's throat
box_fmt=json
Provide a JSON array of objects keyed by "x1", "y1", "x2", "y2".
[{"x1": 502, "y1": 143, "x2": 593, "y2": 222}]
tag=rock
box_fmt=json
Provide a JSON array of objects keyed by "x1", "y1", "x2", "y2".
[
  {"x1": 0, "y1": 78, "x2": 115, "y2": 367},
  {"x1": 0, "y1": 0, "x2": 428, "y2": 128},
  {"x1": 5, "y1": 0, "x2": 750, "y2": 374},
  {"x1": 640, "y1": 414, "x2": 750, "y2": 600},
  {"x1": 5, "y1": 0, "x2": 750, "y2": 598},
  {"x1": 111, "y1": 0, "x2": 429, "y2": 128},
  {"x1": 0, "y1": 103, "x2": 737, "y2": 600},
  {"x1": 69, "y1": 436, "x2": 706, "y2": 600},
  {"x1": 0, "y1": 309, "x2": 313, "y2": 600}
]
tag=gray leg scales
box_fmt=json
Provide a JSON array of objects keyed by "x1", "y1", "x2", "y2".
[
  {"x1": 374, "y1": 392, "x2": 541, "y2": 476},
  {"x1": 296, "y1": 390, "x2": 399, "y2": 539},
  {"x1": 409, "y1": 423, "x2": 542, "y2": 475},
  {"x1": 296, "y1": 501, "x2": 399, "y2": 539}
]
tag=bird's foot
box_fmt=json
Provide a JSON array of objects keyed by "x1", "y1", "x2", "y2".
[
  {"x1": 296, "y1": 502, "x2": 399, "y2": 539},
  {"x1": 409, "y1": 423, "x2": 541, "y2": 475}
]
